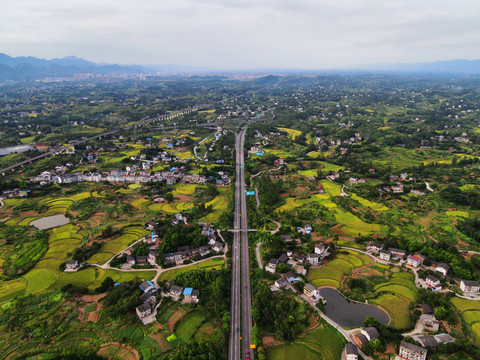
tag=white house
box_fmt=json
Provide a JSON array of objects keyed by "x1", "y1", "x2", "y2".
[
  {"x1": 307, "y1": 253, "x2": 321, "y2": 264},
  {"x1": 425, "y1": 275, "x2": 442, "y2": 291},
  {"x1": 136, "y1": 303, "x2": 152, "y2": 320},
  {"x1": 435, "y1": 263, "x2": 450, "y2": 277},
  {"x1": 460, "y1": 279, "x2": 480, "y2": 294},
  {"x1": 266, "y1": 258, "x2": 279, "y2": 273},
  {"x1": 344, "y1": 343, "x2": 358, "y2": 360},
  {"x1": 378, "y1": 250, "x2": 391, "y2": 262},
  {"x1": 304, "y1": 283, "x2": 320, "y2": 300},
  {"x1": 314, "y1": 243, "x2": 326, "y2": 256},
  {"x1": 398, "y1": 341, "x2": 427, "y2": 360},
  {"x1": 407, "y1": 254, "x2": 424, "y2": 269}
]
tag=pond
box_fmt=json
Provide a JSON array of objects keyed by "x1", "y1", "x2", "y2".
[
  {"x1": 319, "y1": 288, "x2": 390, "y2": 328},
  {"x1": 30, "y1": 214, "x2": 70, "y2": 230},
  {"x1": 0, "y1": 144, "x2": 34, "y2": 156}
]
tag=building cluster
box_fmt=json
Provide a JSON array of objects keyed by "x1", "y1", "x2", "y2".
[
  {"x1": 367, "y1": 242, "x2": 480, "y2": 296},
  {"x1": 135, "y1": 281, "x2": 159, "y2": 325},
  {"x1": 163, "y1": 223, "x2": 224, "y2": 267},
  {"x1": 168, "y1": 285, "x2": 200, "y2": 303}
]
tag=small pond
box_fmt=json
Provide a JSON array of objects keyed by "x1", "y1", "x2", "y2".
[
  {"x1": 30, "y1": 214, "x2": 70, "y2": 230},
  {"x1": 319, "y1": 288, "x2": 390, "y2": 328},
  {"x1": 0, "y1": 144, "x2": 34, "y2": 156}
]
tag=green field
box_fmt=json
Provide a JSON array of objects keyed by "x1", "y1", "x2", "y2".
[
  {"x1": 307, "y1": 267, "x2": 343, "y2": 284},
  {"x1": 446, "y1": 210, "x2": 469, "y2": 218},
  {"x1": 319, "y1": 162, "x2": 344, "y2": 172},
  {"x1": 175, "y1": 311, "x2": 206, "y2": 343},
  {"x1": 157, "y1": 265, "x2": 198, "y2": 283},
  {"x1": 87, "y1": 226, "x2": 148, "y2": 264},
  {"x1": 198, "y1": 257, "x2": 224, "y2": 269},
  {"x1": 374, "y1": 284, "x2": 418, "y2": 302},
  {"x1": 452, "y1": 297, "x2": 480, "y2": 344},
  {"x1": 351, "y1": 193, "x2": 389, "y2": 212},
  {"x1": 198, "y1": 187, "x2": 229, "y2": 224},
  {"x1": 266, "y1": 321, "x2": 346, "y2": 360},
  {"x1": 298, "y1": 169, "x2": 317, "y2": 178},
  {"x1": 370, "y1": 294, "x2": 410, "y2": 329},
  {"x1": 24, "y1": 269, "x2": 58, "y2": 295}
]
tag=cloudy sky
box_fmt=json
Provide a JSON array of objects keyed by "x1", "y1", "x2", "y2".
[{"x1": 1, "y1": 0, "x2": 480, "y2": 69}]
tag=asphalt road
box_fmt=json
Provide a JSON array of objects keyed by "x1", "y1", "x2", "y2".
[{"x1": 229, "y1": 125, "x2": 253, "y2": 360}]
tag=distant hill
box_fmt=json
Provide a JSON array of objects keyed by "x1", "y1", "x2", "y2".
[
  {"x1": 0, "y1": 53, "x2": 150, "y2": 81},
  {"x1": 354, "y1": 59, "x2": 480, "y2": 75}
]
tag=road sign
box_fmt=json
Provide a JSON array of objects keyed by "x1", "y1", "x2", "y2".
[
  {"x1": 250, "y1": 344, "x2": 256, "y2": 349},
  {"x1": 245, "y1": 191, "x2": 256, "y2": 196}
]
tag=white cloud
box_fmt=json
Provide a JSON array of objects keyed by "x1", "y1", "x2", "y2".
[{"x1": 0, "y1": 0, "x2": 479, "y2": 68}]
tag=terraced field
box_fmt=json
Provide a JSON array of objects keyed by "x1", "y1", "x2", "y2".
[
  {"x1": 306, "y1": 251, "x2": 370, "y2": 288},
  {"x1": 278, "y1": 127, "x2": 302, "y2": 140},
  {"x1": 370, "y1": 293, "x2": 412, "y2": 329},
  {"x1": 87, "y1": 226, "x2": 148, "y2": 264},
  {"x1": 198, "y1": 187, "x2": 229, "y2": 223},
  {"x1": 266, "y1": 322, "x2": 345, "y2": 360},
  {"x1": 452, "y1": 297, "x2": 480, "y2": 344}
]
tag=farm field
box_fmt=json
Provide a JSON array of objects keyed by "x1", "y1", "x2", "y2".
[
  {"x1": 278, "y1": 127, "x2": 302, "y2": 140},
  {"x1": 452, "y1": 297, "x2": 480, "y2": 344},
  {"x1": 198, "y1": 187, "x2": 229, "y2": 224},
  {"x1": 87, "y1": 226, "x2": 148, "y2": 265},
  {"x1": 266, "y1": 321, "x2": 346, "y2": 360},
  {"x1": 370, "y1": 294, "x2": 411, "y2": 329},
  {"x1": 306, "y1": 250, "x2": 370, "y2": 288},
  {"x1": 157, "y1": 265, "x2": 198, "y2": 283}
]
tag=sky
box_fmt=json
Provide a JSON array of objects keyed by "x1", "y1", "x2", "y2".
[{"x1": 1, "y1": 0, "x2": 480, "y2": 70}]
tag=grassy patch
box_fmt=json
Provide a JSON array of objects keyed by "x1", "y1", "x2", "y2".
[
  {"x1": 175, "y1": 311, "x2": 206, "y2": 343},
  {"x1": 24, "y1": 269, "x2": 58, "y2": 295},
  {"x1": 306, "y1": 267, "x2": 344, "y2": 283},
  {"x1": 446, "y1": 210, "x2": 469, "y2": 218},
  {"x1": 370, "y1": 294, "x2": 411, "y2": 329},
  {"x1": 278, "y1": 127, "x2": 302, "y2": 140},
  {"x1": 157, "y1": 265, "x2": 198, "y2": 283}
]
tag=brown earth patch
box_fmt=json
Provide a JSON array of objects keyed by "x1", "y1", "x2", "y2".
[
  {"x1": 97, "y1": 342, "x2": 140, "y2": 360},
  {"x1": 262, "y1": 336, "x2": 284, "y2": 349},
  {"x1": 149, "y1": 332, "x2": 171, "y2": 352},
  {"x1": 167, "y1": 308, "x2": 188, "y2": 333}
]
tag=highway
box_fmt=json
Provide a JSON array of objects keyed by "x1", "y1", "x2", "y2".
[{"x1": 229, "y1": 124, "x2": 253, "y2": 360}]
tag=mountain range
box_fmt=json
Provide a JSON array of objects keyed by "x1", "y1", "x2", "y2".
[{"x1": 1, "y1": 53, "x2": 480, "y2": 80}]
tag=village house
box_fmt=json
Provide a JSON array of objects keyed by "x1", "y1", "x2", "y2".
[
  {"x1": 183, "y1": 288, "x2": 200, "y2": 303},
  {"x1": 145, "y1": 221, "x2": 157, "y2": 230},
  {"x1": 135, "y1": 303, "x2": 152, "y2": 320},
  {"x1": 126, "y1": 255, "x2": 136, "y2": 266},
  {"x1": 307, "y1": 253, "x2": 321, "y2": 264},
  {"x1": 388, "y1": 248, "x2": 407, "y2": 260},
  {"x1": 64, "y1": 260, "x2": 80, "y2": 272},
  {"x1": 266, "y1": 258, "x2": 279, "y2": 273},
  {"x1": 198, "y1": 246, "x2": 210, "y2": 257},
  {"x1": 367, "y1": 242, "x2": 384, "y2": 254},
  {"x1": 398, "y1": 341, "x2": 427, "y2": 360},
  {"x1": 139, "y1": 281, "x2": 156, "y2": 293},
  {"x1": 392, "y1": 184, "x2": 404, "y2": 194},
  {"x1": 275, "y1": 278, "x2": 289, "y2": 289},
  {"x1": 435, "y1": 263, "x2": 450, "y2": 277},
  {"x1": 417, "y1": 335, "x2": 438, "y2": 349},
  {"x1": 280, "y1": 234, "x2": 293, "y2": 243},
  {"x1": 314, "y1": 243, "x2": 326, "y2": 256},
  {"x1": 136, "y1": 256, "x2": 147, "y2": 265},
  {"x1": 169, "y1": 285, "x2": 184, "y2": 297},
  {"x1": 147, "y1": 251, "x2": 157, "y2": 265},
  {"x1": 421, "y1": 314, "x2": 440, "y2": 332},
  {"x1": 425, "y1": 275, "x2": 442, "y2": 291},
  {"x1": 379, "y1": 249, "x2": 391, "y2": 262},
  {"x1": 303, "y1": 283, "x2": 320, "y2": 301},
  {"x1": 460, "y1": 279, "x2": 480, "y2": 294},
  {"x1": 163, "y1": 253, "x2": 175, "y2": 265},
  {"x1": 407, "y1": 254, "x2": 425, "y2": 269},
  {"x1": 344, "y1": 343, "x2": 359, "y2": 360},
  {"x1": 353, "y1": 327, "x2": 380, "y2": 348},
  {"x1": 212, "y1": 242, "x2": 224, "y2": 252}
]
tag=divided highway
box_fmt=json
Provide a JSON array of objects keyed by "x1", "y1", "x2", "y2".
[{"x1": 229, "y1": 125, "x2": 254, "y2": 360}]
